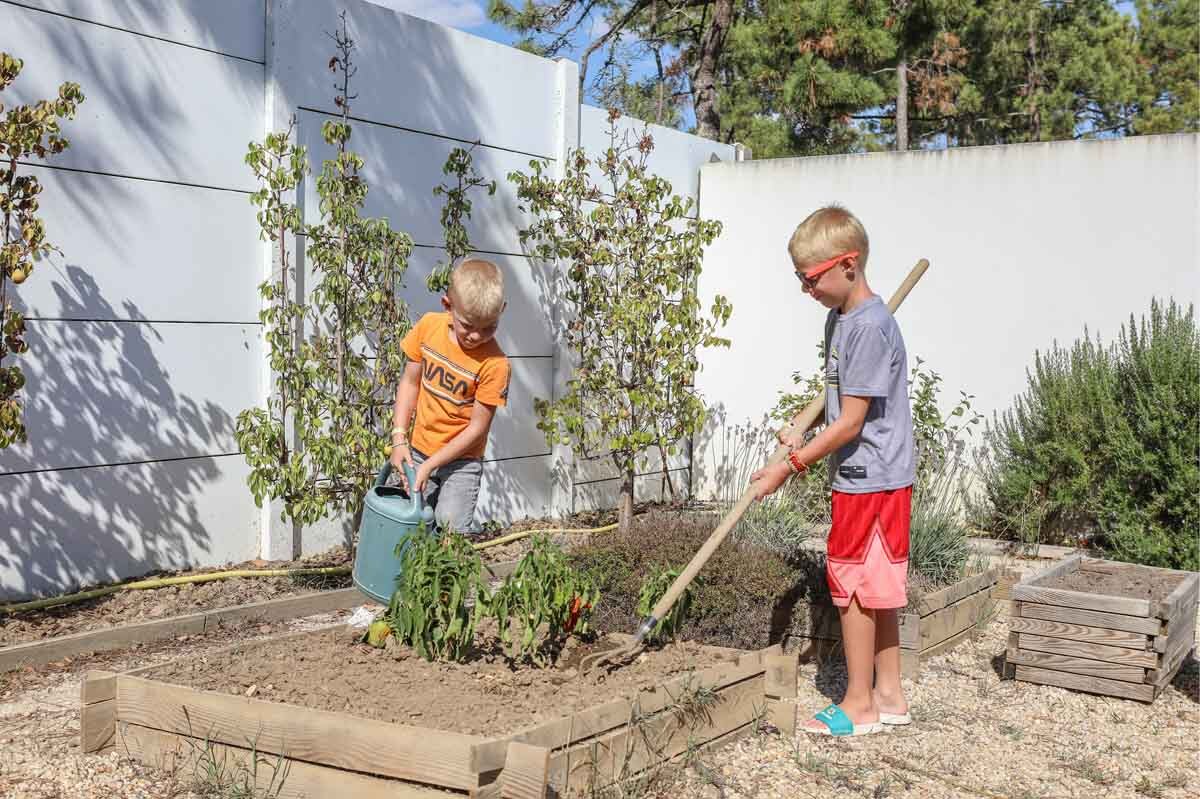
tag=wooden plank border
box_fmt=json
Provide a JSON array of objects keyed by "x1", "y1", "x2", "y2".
[
  {"x1": 3, "y1": 588, "x2": 366, "y2": 673},
  {"x1": 114, "y1": 674, "x2": 490, "y2": 791},
  {"x1": 80, "y1": 670, "x2": 117, "y2": 754},
  {"x1": 115, "y1": 722, "x2": 451, "y2": 799}
]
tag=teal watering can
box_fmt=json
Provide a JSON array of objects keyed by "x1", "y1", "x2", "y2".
[{"x1": 352, "y1": 461, "x2": 435, "y2": 604}]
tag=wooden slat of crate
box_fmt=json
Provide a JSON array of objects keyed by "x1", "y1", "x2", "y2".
[
  {"x1": 1009, "y1": 616, "x2": 1150, "y2": 650},
  {"x1": 1016, "y1": 602, "x2": 1161, "y2": 636},
  {"x1": 1005, "y1": 648, "x2": 1146, "y2": 683},
  {"x1": 1015, "y1": 633, "x2": 1158, "y2": 668},
  {"x1": 1015, "y1": 665, "x2": 1154, "y2": 703},
  {"x1": 549, "y1": 673, "x2": 765, "y2": 792},
  {"x1": 115, "y1": 674, "x2": 487, "y2": 791},
  {"x1": 1154, "y1": 590, "x2": 1198, "y2": 653},
  {"x1": 1156, "y1": 572, "x2": 1200, "y2": 620},
  {"x1": 1010, "y1": 583, "x2": 1152, "y2": 617},
  {"x1": 1148, "y1": 594, "x2": 1198, "y2": 687},
  {"x1": 115, "y1": 723, "x2": 456, "y2": 799}
]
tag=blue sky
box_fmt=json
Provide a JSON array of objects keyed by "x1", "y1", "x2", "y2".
[{"x1": 361, "y1": 0, "x2": 628, "y2": 102}]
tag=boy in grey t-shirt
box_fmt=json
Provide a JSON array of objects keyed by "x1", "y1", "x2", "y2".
[{"x1": 752, "y1": 206, "x2": 916, "y2": 737}]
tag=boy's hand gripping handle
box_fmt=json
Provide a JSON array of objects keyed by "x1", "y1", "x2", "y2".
[{"x1": 634, "y1": 259, "x2": 931, "y2": 645}]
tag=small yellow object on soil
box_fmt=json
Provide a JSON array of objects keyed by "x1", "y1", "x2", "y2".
[{"x1": 367, "y1": 619, "x2": 392, "y2": 648}]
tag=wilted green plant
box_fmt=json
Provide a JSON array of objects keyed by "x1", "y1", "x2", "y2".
[
  {"x1": 0, "y1": 52, "x2": 84, "y2": 448},
  {"x1": 386, "y1": 526, "x2": 488, "y2": 662},
  {"x1": 489, "y1": 535, "x2": 600, "y2": 664},
  {"x1": 636, "y1": 566, "x2": 697, "y2": 644}
]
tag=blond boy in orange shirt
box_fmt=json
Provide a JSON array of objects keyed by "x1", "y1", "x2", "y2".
[{"x1": 389, "y1": 259, "x2": 511, "y2": 535}]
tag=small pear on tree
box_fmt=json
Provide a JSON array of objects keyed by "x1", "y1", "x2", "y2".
[
  {"x1": 0, "y1": 53, "x2": 83, "y2": 449},
  {"x1": 510, "y1": 109, "x2": 732, "y2": 534},
  {"x1": 235, "y1": 14, "x2": 413, "y2": 528}
]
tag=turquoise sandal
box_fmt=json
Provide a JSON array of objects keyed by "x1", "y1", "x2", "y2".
[{"x1": 804, "y1": 704, "x2": 886, "y2": 737}]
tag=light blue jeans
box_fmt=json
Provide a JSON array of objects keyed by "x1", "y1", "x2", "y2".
[{"x1": 393, "y1": 448, "x2": 482, "y2": 536}]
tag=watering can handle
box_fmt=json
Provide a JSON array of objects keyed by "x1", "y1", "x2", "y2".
[{"x1": 373, "y1": 461, "x2": 426, "y2": 514}]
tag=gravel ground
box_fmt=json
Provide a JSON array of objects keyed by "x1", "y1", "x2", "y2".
[{"x1": 1, "y1": 557, "x2": 1196, "y2": 799}]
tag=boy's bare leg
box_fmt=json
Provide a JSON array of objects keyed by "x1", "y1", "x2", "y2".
[
  {"x1": 872, "y1": 608, "x2": 909, "y2": 715},
  {"x1": 803, "y1": 595, "x2": 879, "y2": 729}
]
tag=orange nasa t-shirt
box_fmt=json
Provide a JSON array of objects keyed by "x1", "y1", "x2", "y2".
[{"x1": 401, "y1": 312, "x2": 510, "y2": 460}]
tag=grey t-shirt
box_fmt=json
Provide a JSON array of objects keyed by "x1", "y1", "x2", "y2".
[{"x1": 823, "y1": 295, "x2": 915, "y2": 493}]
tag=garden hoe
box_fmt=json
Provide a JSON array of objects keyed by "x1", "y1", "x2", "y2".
[{"x1": 580, "y1": 258, "x2": 931, "y2": 674}]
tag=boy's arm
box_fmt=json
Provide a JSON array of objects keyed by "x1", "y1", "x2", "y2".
[
  {"x1": 413, "y1": 402, "x2": 497, "y2": 482},
  {"x1": 389, "y1": 361, "x2": 423, "y2": 477},
  {"x1": 751, "y1": 395, "x2": 870, "y2": 498}
]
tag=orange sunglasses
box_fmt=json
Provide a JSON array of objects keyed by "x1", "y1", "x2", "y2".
[{"x1": 796, "y1": 251, "x2": 859, "y2": 290}]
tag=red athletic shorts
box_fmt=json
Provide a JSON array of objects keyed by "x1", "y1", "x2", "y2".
[{"x1": 826, "y1": 486, "x2": 912, "y2": 609}]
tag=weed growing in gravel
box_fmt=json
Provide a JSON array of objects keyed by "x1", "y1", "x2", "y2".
[
  {"x1": 999, "y1": 723, "x2": 1024, "y2": 741},
  {"x1": 186, "y1": 735, "x2": 289, "y2": 799},
  {"x1": 1162, "y1": 771, "x2": 1187, "y2": 789},
  {"x1": 1135, "y1": 775, "x2": 1164, "y2": 798},
  {"x1": 1061, "y1": 755, "x2": 1114, "y2": 786}
]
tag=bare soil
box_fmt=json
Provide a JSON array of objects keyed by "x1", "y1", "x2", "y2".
[
  {"x1": 1040, "y1": 562, "x2": 1186, "y2": 601},
  {"x1": 0, "y1": 548, "x2": 352, "y2": 647},
  {"x1": 139, "y1": 625, "x2": 737, "y2": 737}
]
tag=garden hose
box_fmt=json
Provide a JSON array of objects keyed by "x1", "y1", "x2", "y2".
[
  {"x1": 472, "y1": 522, "x2": 619, "y2": 552},
  {"x1": 0, "y1": 521, "x2": 619, "y2": 615}
]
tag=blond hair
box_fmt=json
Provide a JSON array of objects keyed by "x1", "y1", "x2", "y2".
[
  {"x1": 787, "y1": 206, "x2": 870, "y2": 270},
  {"x1": 449, "y1": 258, "x2": 505, "y2": 321}
]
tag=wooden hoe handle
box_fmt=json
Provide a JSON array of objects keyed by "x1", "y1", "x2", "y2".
[{"x1": 634, "y1": 259, "x2": 931, "y2": 644}]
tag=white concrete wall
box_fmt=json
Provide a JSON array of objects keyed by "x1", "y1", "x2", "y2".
[
  {"x1": 692, "y1": 134, "x2": 1200, "y2": 501},
  {"x1": 0, "y1": 0, "x2": 267, "y2": 600},
  {"x1": 0, "y1": 0, "x2": 730, "y2": 598}
]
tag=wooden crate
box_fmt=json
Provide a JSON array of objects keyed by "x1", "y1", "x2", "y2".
[
  {"x1": 1007, "y1": 555, "x2": 1199, "y2": 703},
  {"x1": 790, "y1": 568, "x2": 999, "y2": 677},
  {"x1": 80, "y1": 641, "x2": 796, "y2": 798}
]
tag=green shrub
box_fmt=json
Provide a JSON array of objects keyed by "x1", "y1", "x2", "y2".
[
  {"x1": 908, "y1": 455, "x2": 973, "y2": 590},
  {"x1": 731, "y1": 478, "x2": 820, "y2": 556},
  {"x1": 975, "y1": 299, "x2": 1198, "y2": 570}
]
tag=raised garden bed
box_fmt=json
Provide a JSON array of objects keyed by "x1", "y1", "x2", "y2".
[
  {"x1": 789, "y1": 568, "x2": 999, "y2": 677},
  {"x1": 0, "y1": 588, "x2": 365, "y2": 673},
  {"x1": 80, "y1": 628, "x2": 797, "y2": 797},
  {"x1": 1007, "y1": 555, "x2": 1199, "y2": 702}
]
